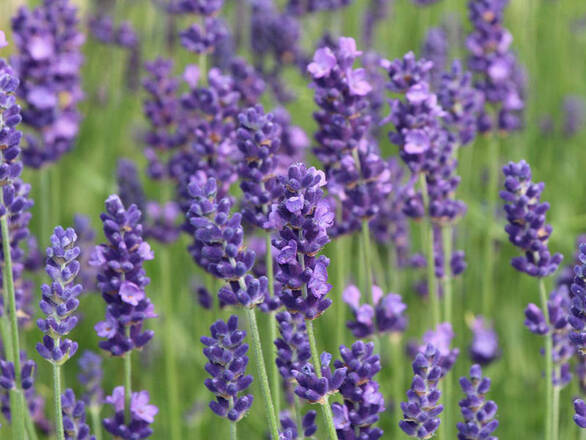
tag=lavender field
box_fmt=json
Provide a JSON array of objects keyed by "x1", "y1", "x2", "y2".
[{"x1": 1, "y1": 0, "x2": 586, "y2": 439}]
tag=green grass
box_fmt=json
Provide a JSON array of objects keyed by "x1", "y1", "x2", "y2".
[{"x1": 2, "y1": 0, "x2": 586, "y2": 438}]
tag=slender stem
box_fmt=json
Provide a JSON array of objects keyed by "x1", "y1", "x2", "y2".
[
  {"x1": 161, "y1": 247, "x2": 181, "y2": 440},
  {"x1": 552, "y1": 383, "x2": 560, "y2": 440},
  {"x1": 1, "y1": 211, "x2": 26, "y2": 439},
  {"x1": 53, "y1": 364, "x2": 65, "y2": 440},
  {"x1": 229, "y1": 416, "x2": 238, "y2": 440},
  {"x1": 305, "y1": 320, "x2": 338, "y2": 440},
  {"x1": 334, "y1": 234, "x2": 346, "y2": 349},
  {"x1": 124, "y1": 350, "x2": 132, "y2": 423},
  {"x1": 539, "y1": 279, "x2": 553, "y2": 440},
  {"x1": 245, "y1": 307, "x2": 280, "y2": 440},
  {"x1": 40, "y1": 167, "x2": 50, "y2": 246},
  {"x1": 390, "y1": 334, "x2": 403, "y2": 436},
  {"x1": 90, "y1": 406, "x2": 102, "y2": 440},
  {"x1": 482, "y1": 134, "x2": 500, "y2": 316},
  {"x1": 419, "y1": 175, "x2": 440, "y2": 327},
  {"x1": 265, "y1": 233, "x2": 281, "y2": 419},
  {"x1": 441, "y1": 226, "x2": 454, "y2": 330},
  {"x1": 361, "y1": 220, "x2": 375, "y2": 305},
  {"x1": 387, "y1": 245, "x2": 399, "y2": 293},
  {"x1": 25, "y1": 406, "x2": 40, "y2": 440},
  {"x1": 293, "y1": 394, "x2": 303, "y2": 434}
]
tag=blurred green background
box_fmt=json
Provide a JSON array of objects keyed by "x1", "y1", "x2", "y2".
[{"x1": 1, "y1": 0, "x2": 586, "y2": 438}]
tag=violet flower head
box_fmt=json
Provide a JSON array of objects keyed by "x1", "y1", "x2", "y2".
[
  {"x1": 0, "y1": 357, "x2": 36, "y2": 393},
  {"x1": 466, "y1": 0, "x2": 524, "y2": 133},
  {"x1": 89, "y1": 15, "x2": 138, "y2": 49},
  {"x1": 421, "y1": 322, "x2": 460, "y2": 373},
  {"x1": 274, "y1": 311, "x2": 311, "y2": 385},
  {"x1": 11, "y1": 0, "x2": 85, "y2": 168},
  {"x1": 273, "y1": 107, "x2": 308, "y2": 173},
  {"x1": 292, "y1": 352, "x2": 346, "y2": 404},
  {"x1": 73, "y1": 214, "x2": 98, "y2": 292},
  {"x1": 236, "y1": 105, "x2": 283, "y2": 229},
  {"x1": 562, "y1": 95, "x2": 585, "y2": 138},
  {"x1": 270, "y1": 163, "x2": 334, "y2": 320},
  {"x1": 399, "y1": 344, "x2": 444, "y2": 438},
  {"x1": 168, "y1": 0, "x2": 223, "y2": 15},
  {"x1": 77, "y1": 350, "x2": 103, "y2": 408},
  {"x1": 574, "y1": 399, "x2": 586, "y2": 429},
  {"x1": 457, "y1": 364, "x2": 498, "y2": 440},
  {"x1": 103, "y1": 386, "x2": 158, "y2": 438},
  {"x1": 500, "y1": 160, "x2": 562, "y2": 277},
  {"x1": 548, "y1": 285, "x2": 574, "y2": 387},
  {"x1": 333, "y1": 341, "x2": 385, "y2": 439},
  {"x1": 343, "y1": 284, "x2": 407, "y2": 338},
  {"x1": 180, "y1": 17, "x2": 228, "y2": 55},
  {"x1": 469, "y1": 316, "x2": 499, "y2": 366},
  {"x1": 91, "y1": 195, "x2": 156, "y2": 356},
  {"x1": 569, "y1": 243, "x2": 586, "y2": 352},
  {"x1": 117, "y1": 158, "x2": 146, "y2": 215},
  {"x1": 186, "y1": 177, "x2": 269, "y2": 308},
  {"x1": 36, "y1": 226, "x2": 82, "y2": 365},
  {"x1": 201, "y1": 315, "x2": 254, "y2": 421},
  {"x1": 61, "y1": 389, "x2": 95, "y2": 440},
  {"x1": 421, "y1": 27, "x2": 448, "y2": 86}
]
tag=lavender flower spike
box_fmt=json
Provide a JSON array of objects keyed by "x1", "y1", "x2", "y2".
[
  {"x1": 90, "y1": 195, "x2": 156, "y2": 356},
  {"x1": 500, "y1": 160, "x2": 562, "y2": 277},
  {"x1": 36, "y1": 226, "x2": 82, "y2": 365},
  {"x1": 457, "y1": 364, "x2": 498, "y2": 440},
  {"x1": 569, "y1": 243, "x2": 586, "y2": 352},
  {"x1": 201, "y1": 315, "x2": 254, "y2": 421},
  {"x1": 61, "y1": 389, "x2": 95, "y2": 439},
  {"x1": 399, "y1": 344, "x2": 444, "y2": 438},
  {"x1": 103, "y1": 386, "x2": 158, "y2": 438}
]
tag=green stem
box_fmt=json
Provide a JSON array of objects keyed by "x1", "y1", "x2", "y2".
[
  {"x1": 40, "y1": 167, "x2": 50, "y2": 246},
  {"x1": 539, "y1": 279, "x2": 553, "y2": 440},
  {"x1": 229, "y1": 419, "x2": 238, "y2": 440},
  {"x1": 482, "y1": 134, "x2": 500, "y2": 316},
  {"x1": 305, "y1": 320, "x2": 338, "y2": 440},
  {"x1": 53, "y1": 364, "x2": 65, "y2": 440},
  {"x1": 25, "y1": 406, "x2": 40, "y2": 440},
  {"x1": 334, "y1": 234, "x2": 346, "y2": 349},
  {"x1": 387, "y1": 245, "x2": 399, "y2": 293},
  {"x1": 124, "y1": 350, "x2": 132, "y2": 424},
  {"x1": 1, "y1": 211, "x2": 26, "y2": 439},
  {"x1": 361, "y1": 220, "x2": 375, "y2": 305},
  {"x1": 90, "y1": 406, "x2": 102, "y2": 440},
  {"x1": 419, "y1": 175, "x2": 440, "y2": 327},
  {"x1": 245, "y1": 307, "x2": 280, "y2": 440},
  {"x1": 552, "y1": 383, "x2": 560, "y2": 440},
  {"x1": 265, "y1": 232, "x2": 281, "y2": 419},
  {"x1": 390, "y1": 334, "x2": 403, "y2": 436},
  {"x1": 162, "y1": 247, "x2": 182, "y2": 440},
  {"x1": 441, "y1": 226, "x2": 454, "y2": 331}
]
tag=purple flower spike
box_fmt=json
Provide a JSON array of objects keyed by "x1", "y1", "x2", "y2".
[
  {"x1": 469, "y1": 316, "x2": 500, "y2": 366},
  {"x1": 574, "y1": 399, "x2": 586, "y2": 429},
  {"x1": 274, "y1": 311, "x2": 311, "y2": 385},
  {"x1": 569, "y1": 243, "x2": 586, "y2": 354},
  {"x1": 236, "y1": 105, "x2": 283, "y2": 229},
  {"x1": 11, "y1": 0, "x2": 85, "y2": 168},
  {"x1": 61, "y1": 389, "x2": 95, "y2": 440},
  {"x1": 457, "y1": 364, "x2": 498, "y2": 440},
  {"x1": 36, "y1": 226, "x2": 82, "y2": 365},
  {"x1": 77, "y1": 351, "x2": 103, "y2": 408},
  {"x1": 201, "y1": 315, "x2": 254, "y2": 422},
  {"x1": 292, "y1": 352, "x2": 346, "y2": 404},
  {"x1": 343, "y1": 284, "x2": 407, "y2": 338},
  {"x1": 333, "y1": 341, "x2": 385, "y2": 438},
  {"x1": 271, "y1": 163, "x2": 334, "y2": 320},
  {"x1": 103, "y1": 386, "x2": 158, "y2": 438},
  {"x1": 91, "y1": 195, "x2": 156, "y2": 356},
  {"x1": 187, "y1": 177, "x2": 269, "y2": 308},
  {"x1": 422, "y1": 322, "x2": 460, "y2": 373},
  {"x1": 500, "y1": 160, "x2": 562, "y2": 277},
  {"x1": 399, "y1": 344, "x2": 444, "y2": 439}
]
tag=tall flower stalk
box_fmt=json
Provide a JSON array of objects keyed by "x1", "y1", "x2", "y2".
[
  {"x1": 0, "y1": 48, "x2": 32, "y2": 440},
  {"x1": 500, "y1": 160, "x2": 562, "y2": 440},
  {"x1": 36, "y1": 226, "x2": 84, "y2": 440},
  {"x1": 186, "y1": 177, "x2": 280, "y2": 439}
]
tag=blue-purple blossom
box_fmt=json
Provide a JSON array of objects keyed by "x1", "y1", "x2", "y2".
[
  {"x1": 88, "y1": 15, "x2": 138, "y2": 49},
  {"x1": 77, "y1": 350, "x2": 103, "y2": 407},
  {"x1": 270, "y1": 163, "x2": 334, "y2": 320},
  {"x1": 569, "y1": 243, "x2": 586, "y2": 352},
  {"x1": 186, "y1": 177, "x2": 269, "y2": 308},
  {"x1": 457, "y1": 364, "x2": 498, "y2": 440},
  {"x1": 421, "y1": 322, "x2": 460, "y2": 373},
  {"x1": 422, "y1": 27, "x2": 448, "y2": 86},
  {"x1": 90, "y1": 195, "x2": 156, "y2": 356},
  {"x1": 36, "y1": 226, "x2": 82, "y2": 365},
  {"x1": 500, "y1": 160, "x2": 563, "y2": 277},
  {"x1": 274, "y1": 311, "x2": 311, "y2": 385},
  {"x1": 103, "y1": 386, "x2": 158, "y2": 438},
  {"x1": 11, "y1": 0, "x2": 84, "y2": 168},
  {"x1": 201, "y1": 315, "x2": 254, "y2": 421},
  {"x1": 562, "y1": 95, "x2": 584, "y2": 138},
  {"x1": 469, "y1": 316, "x2": 500, "y2": 365},
  {"x1": 61, "y1": 389, "x2": 95, "y2": 440},
  {"x1": 399, "y1": 344, "x2": 444, "y2": 438},
  {"x1": 292, "y1": 352, "x2": 346, "y2": 404},
  {"x1": 343, "y1": 284, "x2": 407, "y2": 338}
]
